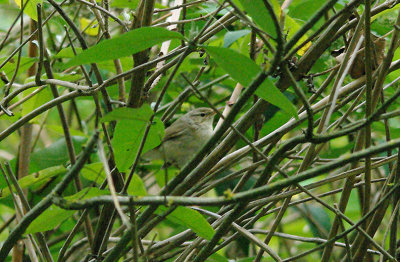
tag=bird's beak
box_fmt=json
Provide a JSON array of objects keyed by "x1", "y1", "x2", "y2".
[
  {"x1": 210, "y1": 107, "x2": 223, "y2": 116},
  {"x1": 212, "y1": 107, "x2": 223, "y2": 115}
]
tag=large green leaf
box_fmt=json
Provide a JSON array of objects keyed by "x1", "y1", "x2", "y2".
[
  {"x1": 0, "y1": 166, "x2": 66, "y2": 199},
  {"x1": 14, "y1": 0, "x2": 43, "y2": 21},
  {"x1": 55, "y1": 47, "x2": 134, "y2": 72},
  {"x1": 101, "y1": 107, "x2": 151, "y2": 122},
  {"x1": 208, "y1": 253, "x2": 229, "y2": 262},
  {"x1": 296, "y1": 204, "x2": 331, "y2": 239},
  {"x1": 157, "y1": 206, "x2": 215, "y2": 240},
  {"x1": 64, "y1": 27, "x2": 183, "y2": 68},
  {"x1": 102, "y1": 105, "x2": 164, "y2": 172},
  {"x1": 127, "y1": 174, "x2": 147, "y2": 196},
  {"x1": 25, "y1": 205, "x2": 75, "y2": 234},
  {"x1": 0, "y1": 56, "x2": 37, "y2": 79},
  {"x1": 81, "y1": 162, "x2": 106, "y2": 184},
  {"x1": 25, "y1": 188, "x2": 108, "y2": 234},
  {"x1": 21, "y1": 87, "x2": 53, "y2": 123},
  {"x1": 223, "y1": 29, "x2": 251, "y2": 48},
  {"x1": 7, "y1": 136, "x2": 88, "y2": 177},
  {"x1": 288, "y1": 0, "x2": 327, "y2": 21},
  {"x1": 111, "y1": 0, "x2": 139, "y2": 9},
  {"x1": 205, "y1": 46, "x2": 298, "y2": 118},
  {"x1": 235, "y1": 0, "x2": 277, "y2": 38}
]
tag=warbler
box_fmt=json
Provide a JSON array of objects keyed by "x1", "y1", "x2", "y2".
[{"x1": 145, "y1": 107, "x2": 216, "y2": 168}]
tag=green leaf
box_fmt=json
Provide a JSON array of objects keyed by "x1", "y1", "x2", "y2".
[
  {"x1": 26, "y1": 188, "x2": 108, "y2": 234},
  {"x1": 208, "y1": 253, "x2": 229, "y2": 262},
  {"x1": 0, "y1": 166, "x2": 66, "y2": 198},
  {"x1": 223, "y1": 29, "x2": 251, "y2": 48},
  {"x1": 25, "y1": 205, "x2": 75, "y2": 234},
  {"x1": 54, "y1": 47, "x2": 83, "y2": 58},
  {"x1": 64, "y1": 187, "x2": 108, "y2": 201},
  {"x1": 64, "y1": 27, "x2": 183, "y2": 68},
  {"x1": 127, "y1": 174, "x2": 147, "y2": 196},
  {"x1": 79, "y1": 17, "x2": 99, "y2": 36},
  {"x1": 154, "y1": 166, "x2": 178, "y2": 188},
  {"x1": 9, "y1": 136, "x2": 88, "y2": 174},
  {"x1": 111, "y1": 0, "x2": 139, "y2": 9},
  {"x1": 288, "y1": 0, "x2": 327, "y2": 21},
  {"x1": 21, "y1": 87, "x2": 53, "y2": 123},
  {"x1": 285, "y1": 15, "x2": 312, "y2": 56},
  {"x1": 103, "y1": 105, "x2": 164, "y2": 172},
  {"x1": 81, "y1": 162, "x2": 106, "y2": 184},
  {"x1": 14, "y1": 0, "x2": 43, "y2": 21},
  {"x1": 0, "y1": 56, "x2": 37, "y2": 79},
  {"x1": 54, "y1": 47, "x2": 133, "y2": 72},
  {"x1": 157, "y1": 206, "x2": 215, "y2": 240},
  {"x1": 297, "y1": 204, "x2": 331, "y2": 239},
  {"x1": 101, "y1": 107, "x2": 152, "y2": 122},
  {"x1": 46, "y1": 124, "x2": 86, "y2": 137},
  {"x1": 235, "y1": 0, "x2": 277, "y2": 38},
  {"x1": 204, "y1": 46, "x2": 298, "y2": 118},
  {"x1": 55, "y1": 47, "x2": 133, "y2": 72}
]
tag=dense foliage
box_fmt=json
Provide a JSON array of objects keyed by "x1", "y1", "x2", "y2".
[{"x1": 0, "y1": 0, "x2": 400, "y2": 261}]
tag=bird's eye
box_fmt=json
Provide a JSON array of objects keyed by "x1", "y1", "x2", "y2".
[{"x1": 200, "y1": 113, "x2": 206, "y2": 117}]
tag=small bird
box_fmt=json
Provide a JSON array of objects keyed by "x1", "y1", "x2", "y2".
[{"x1": 145, "y1": 107, "x2": 216, "y2": 168}]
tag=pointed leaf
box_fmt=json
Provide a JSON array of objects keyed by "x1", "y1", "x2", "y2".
[
  {"x1": 236, "y1": 0, "x2": 277, "y2": 38},
  {"x1": 101, "y1": 107, "x2": 152, "y2": 122},
  {"x1": 79, "y1": 17, "x2": 99, "y2": 36},
  {"x1": 64, "y1": 27, "x2": 183, "y2": 67},
  {"x1": 157, "y1": 206, "x2": 215, "y2": 240},
  {"x1": 111, "y1": 0, "x2": 139, "y2": 9},
  {"x1": 26, "y1": 188, "x2": 108, "y2": 234},
  {"x1": 127, "y1": 174, "x2": 147, "y2": 196},
  {"x1": 223, "y1": 29, "x2": 251, "y2": 48},
  {"x1": 81, "y1": 162, "x2": 106, "y2": 184},
  {"x1": 103, "y1": 105, "x2": 164, "y2": 172},
  {"x1": 205, "y1": 46, "x2": 298, "y2": 118},
  {"x1": 14, "y1": 0, "x2": 43, "y2": 21},
  {"x1": 0, "y1": 166, "x2": 66, "y2": 199},
  {"x1": 8, "y1": 136, "x2": 88, "y2": 174}
]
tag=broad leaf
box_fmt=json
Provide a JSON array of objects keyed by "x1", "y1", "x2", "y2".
[
  {"x1": 55, "y1": 47, "x2": 134, "y2": 72},
  {"x1": 285, "y1": 15, "x2": 312, "y2": 56},
  {"x1": 21, "y1": 87, "x2": 53, "y2": 123},
  {"x1": 0, "y1": 56, "x2": 37, "y2": 79},
  {"x1": 14, "y1": 0, "x2": 43, "y2": 21},
  {"x1": 54, "y1": 47, "x2": 83, "y2": 58},
  {"x1": 208, "y1": 253, "x2": 229, "y2": 262},
  {"x1": 288, "y1": 0, "x2": 327, "y2": 21},
  {"x1": 0, "y1": 166, "x2": 66, "y2": 198},
  {"x1": 223, "y1": 29, "x2": 251, "y2": 48},
  {"x1": 25, "y1": 205, "x2": 75, "y2": 234},
  {"x1": 103, "y1": 105, "x2": 164, "y2": 172},
  {"x1": 101, "y1": 107, "x2": 151, "y2": 122},
  {"x1": 157, "y1": 206, "x2": 215, "y2": 240},
  {"x1": 26, "y1": 188, "x2": 108, "y2": 234},
  {"x1": 235, "y1": 0, "x2": 277, "y2": 38},
  {"x1": 111, "y1": 0, "x2": 139, "y2": 9},
  {"x1": 64, "y1": 27, "x2": 183, "y2": 67},
  {"x1": 127, "y1": 174, "x2": 147, "y2": 196},
  {"x1": 8, "y1": 136, "x2": 88, "y2": 174},
  {"x1": 81, "y1": 162, "x2": 106, "y2": 184},
  {"x1": 205, "y1": 46, "x2": 298, "y2": 118},
  {"x1": 79, "y1": 17, "x2": 99, "y2": 36}
]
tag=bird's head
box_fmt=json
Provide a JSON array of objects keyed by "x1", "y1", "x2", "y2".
[{"x1": 184, "y1": 107, "x2": 216, "y2": 127}]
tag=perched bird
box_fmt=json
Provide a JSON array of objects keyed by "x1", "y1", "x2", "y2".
[
  {"x1": 331, "y1": 31, "x2": 386, "y2": 79},
  {"x1": 145, "y1": 107, "x2": 216, "y2": 168}
]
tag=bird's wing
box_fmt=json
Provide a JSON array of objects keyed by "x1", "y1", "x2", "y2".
[{"x1": 163, "y1": 122, "x2": 187, "y2": 142}]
